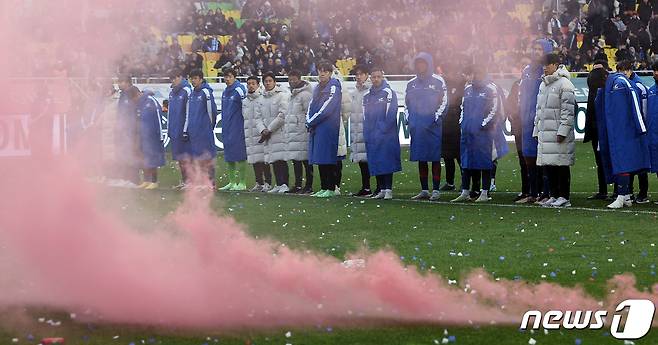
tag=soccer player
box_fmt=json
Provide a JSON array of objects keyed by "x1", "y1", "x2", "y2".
[
  {"x1": 451, "y1": 64, "x2": 506, "y2": 203},
  {"x1": 115, "y1": 75, "x2": 141, "y2": 187},
  {"x1": 218, "y1": 68, "x2": 248, "y2": 191},
  {"x1": 363, "y1": 66, "x2": 401, "y2": 200},
  {"x1": 243, "y1": 75, "x2": 272, "y2": 192},
  {"x1": 649, "y1": 62, "x2": 658, "y2": 190},
  {"x1": 583, "y1": 61, "x2": 610, "y2": 200},
  {"x1": 285, "y1": 69, "x2": 314, "y2": 194},
  {"x1": 187, "y1": 68, "x2": 219, "y2": 188},
  {"x1": 440, "y1": 61, "x2": 466, "y2": 192},
  {"x1": 259, "y1": 72, "x2": 290, "y2": 194},
  {"x1": 349, "y1": 64, "x2": 373, "y2": 197},
  {"x1": 533, "y1": 53, "x2": 576, "y2": 208},
  {"x1": 307, "y1": 61, "x2": 342, "y2": 198},
  {"x1": 517, "y1": 39, "x2": 554, "y2": 204},
  {"x1": 596, "y1": 60, "x2": 651, "y2": 209},
  {"x1": 628, "y1": 67, "x2": 650, "y2": 204},
  {"x1": 405, "y1": 52, "x2": 448, "y2": 201},
  {"x1": 134, "y1": 89, "x2": 166, "y2": 189},
  {"x1": 167, "y1": 69, "x2": 192, "y2": 189}
]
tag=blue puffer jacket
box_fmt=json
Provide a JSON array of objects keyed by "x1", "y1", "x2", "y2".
[
  {"x1": 595, "y1": 72, "x2": 650, "y2": 181},
  {"x1": 306, "y1": 78, "x2": 342, "y2": 165},
  {"x1": 221, "y1": 80, "x2": 247, "y2": 162},
  {"x1": 363, "y1": 80, "x2": 401, "y2": 176},
  {"x1": 405, "y1": 52, "x2": 448, "y2": 162},
  {"x1": 137, "y1": 91, "x2": 166, "y2": 168},
  {"x1": 459, "y1": 79, "x2": 505, "y2": 170},
  {"x1": 167, "y1": 79, "x2": 192, "y2": 161},
  {"x1": 646, "y1": 82, "x2": 658, "y2": 172},
  {"x1": 116, "y1": 87, "x2": 140, "y2": 166},
  {"x1": 518, "y1": 39, "x2": 554, "y2": 157},
  {"x1": 187, "y1": 81, "x2": 219, "y2": 160}
]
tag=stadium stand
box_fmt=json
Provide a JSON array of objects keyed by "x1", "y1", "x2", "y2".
[{"x1": 116, "y1": 0, "x2": 658, "y2": 78}]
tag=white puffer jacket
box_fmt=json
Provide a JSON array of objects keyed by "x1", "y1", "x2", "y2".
[
  {"x1": 533, "y1": 65, "x2": 576, "y2": 166},
  {"x1": 285, "y1": 81, "x2": 313, "y2": 161},
  {"x1": 243, "y1": 88, "x2": 265, "y2": 164},
  {"x1": 331, "y1": 69, "x2": 350, "y2": 158},
  {"x1": 101, "y1": 93, "x2": 120, "y2": 162},
  {"x1": 258, "y1": 85, "x2": 290, "y2": 163},
  {"x1": 349, "y1": 80, "x2": 371, "y2": 162},
  {"x1": 338, "y1": 84, "x2": 350, "y2": 158}
]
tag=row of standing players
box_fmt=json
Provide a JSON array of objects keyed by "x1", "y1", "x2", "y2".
[
  {"x1": 114, "y1": 47, "x2": 658, "y2": 208},
  {"x1": 514, "y1": 39, "x2": 658, "y2": 209},
  {"x1": 114, "y1": 53, "x2": 509, "y2": 201}
]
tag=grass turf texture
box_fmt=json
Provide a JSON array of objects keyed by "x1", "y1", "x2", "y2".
[{"x1": 2, "y1": 142, "x2": 658, "y2": 345}]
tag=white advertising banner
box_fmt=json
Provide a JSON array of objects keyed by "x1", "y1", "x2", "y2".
[{"x1": 136, "y1": 80, "x2": 587, "y2": 151}]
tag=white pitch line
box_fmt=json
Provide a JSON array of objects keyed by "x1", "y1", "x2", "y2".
[
  {"x1": 375, "y1": 197, "x2": 658, "y2": 215},
  {"x1": 145, "y1": 186, "x2": 658, "y2": 216}
]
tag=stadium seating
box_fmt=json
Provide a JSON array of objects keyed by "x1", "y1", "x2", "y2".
[{"x1": 177, "y1": 35, "x2": 195, "y2": 52}]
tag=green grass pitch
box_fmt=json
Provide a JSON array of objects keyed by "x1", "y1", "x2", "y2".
[{"x1": 2, "y1": 142, "x2": 658, "y2": 345}]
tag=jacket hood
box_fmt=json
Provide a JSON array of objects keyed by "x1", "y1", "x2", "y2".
[
  {"x1": 356, "y1": 78, "x2": 372, "y2": 91},
  {"x1": 198, "y1": 80, "x2": 214, "y2": 92},
  {"x1": 543, "y1": 65, "x2": 570, "y2": 85},
  {"x1": 535, "y1": 38, "x2": 554, "y2": 55},
  {"x1": 263, "y1": 84, "x2": 283, "y2": 97},
  {"x1": 139, "y1": 89, "x2": 155, "y2": 101},
  {"x1": 472, "y1": 75, "x2": 493, "y2": 89},
  {"x1": 137, "y1": 90, "x2": 157, "y2": 107},
  {"x1": 413, "y1": 52, "x2": 434, "y2": 79},
  {"x1": 370, "y1": 79, "x2": 390, "y2": 93},
  {"x1": 172, "y1": 79, "x2": 190, "y2": 93},
  {"x1": 246, "y1": 87, "x2": 262, "y2": 99},
  {"x1": 291, "y1": 81, "x2": 312, "y2": 96},
  {"x1": 222, "y1": 80, "x2": 240, "y2": 92},
  {"x1": 630, "y1": 72, "x2": 642, "y2": 84}
]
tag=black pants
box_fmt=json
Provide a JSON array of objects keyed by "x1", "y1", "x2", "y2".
[
  {"x1": 253, "y1": 162, "x2": 272, "y2": 185},
  {"x1": 443, "y1": 158, "x2": 460, "y2": 186},
  {"x1": 358, "y1": 161, "x2": 371, "y2": 190},
  {"x1": 335, "y1": 160, "x2": 343, "y2": 189},
  {"x1": 318, "y1": 164, "x2": 336, "y2": 191},
  {"x1": 525, "y1": 157, "x2": 545, "y2": 198},
  {"x1": 292, "y1": 160, "x2": 313, "y2": 189},
  {"x1": 516, "y1": 151, "x2": 530, "y2": 195},
  {"x1": 461, "y1": 169, "x2": 491, "y2": 192},
  {"x1": 546, "y1": 166, "x2": 571, "y2": 199},
  {"x1": 375, "y1": 173, "x2": 393, "y2": 190},
  {"x1": 616, "y1": 174, "x2": 631, "y2": 195},
  {"x1": 272, "y1": 160, "x2": 289, "y2": 186},
  {"x1": 591, "y1": 139, "x2": 608, "y2": 195},
  {"x1": 418, "y1": 161, "x2": 441, "y2": 191},
  {"x1": 630, "y1": 172, "x2": 649, "y2": 198}
]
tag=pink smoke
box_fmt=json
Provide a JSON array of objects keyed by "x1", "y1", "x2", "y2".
[
  {"x1": 1, "y1": 0, "x2": 657, "y2": 333},
  {"x1": 1, "y1": 157, "x2": 657, "y2": 330}
]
